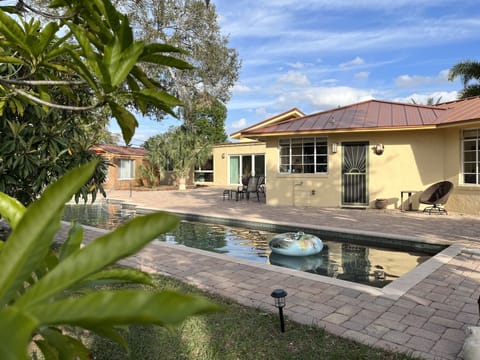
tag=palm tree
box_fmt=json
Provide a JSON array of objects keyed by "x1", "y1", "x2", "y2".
[
  {"x1": 410, "y1": 96, "x2": 443, "y2": 105},
  {"x1": 448, "y1": 60, "x2": 480, "y2": 98}
]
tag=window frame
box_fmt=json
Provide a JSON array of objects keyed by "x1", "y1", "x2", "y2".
[
  {"x1": 194, "y1": 157, "x2": 214, "y2": 182},
  {"x1": 278, "y1": 137, "x2": 328, "y2": 174},
  {"x1": 118, "y1": 159, "x2": 135, "y2": 180},
  {"x1": 462, "y1": 129, "x2": 480, "y2": 185},
  {"x1": 228, "y1": 154, "x2": 265, "y2": 185}
]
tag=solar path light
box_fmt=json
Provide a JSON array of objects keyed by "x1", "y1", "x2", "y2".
[{"x1": 271, "y1": 288, "x2": 287, "y2": 332}]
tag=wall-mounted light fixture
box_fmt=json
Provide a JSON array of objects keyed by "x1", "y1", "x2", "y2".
[
  {"x1": 373, "y1": 144, "x2": 384, "y2": 155},
  {"x1": 331, "y1": 142, "x2": 338, "y2": 154},
  {"x1": 221, "y1": 153, "x2": 225, "y2": 159}
]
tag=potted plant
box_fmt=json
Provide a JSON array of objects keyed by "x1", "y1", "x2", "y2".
[{"x1": 375, "y1": 198, "x2": 388, "y2": 209}]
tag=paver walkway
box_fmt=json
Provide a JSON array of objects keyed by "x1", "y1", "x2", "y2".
[{"x1": 71, "y1": 187, "x2": 480, "y2": 359}]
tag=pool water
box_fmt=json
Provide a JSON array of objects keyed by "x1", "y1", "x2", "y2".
[{"x1": 63, "y1": 202, "x2": 433, "y2": 288}]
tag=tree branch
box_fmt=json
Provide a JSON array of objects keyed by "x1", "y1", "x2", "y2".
[
  {"x1": 17, "y1": 0, "x2": 77, "y2": 20},
  {"x1": 13, "y1": 88, "x2": 101, "y2": 111},
  {"x1": 0, "y1": 79, "x2": 86, "y2": 86}
]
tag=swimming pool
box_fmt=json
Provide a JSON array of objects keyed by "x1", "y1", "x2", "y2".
[{"x1": 62, "y1": 201, "x2": 442, "y2": 288}]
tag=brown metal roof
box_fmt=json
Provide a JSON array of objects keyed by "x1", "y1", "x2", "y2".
[
  {"x1": 93, "y1": 144, "x2": 145, "y2": 156},
  {"x1": 434, "y1": 96, "x2": 480, "y2": 124},
  {"x1": 244, "y1": 100, "x2": 447, "y2": 137}
]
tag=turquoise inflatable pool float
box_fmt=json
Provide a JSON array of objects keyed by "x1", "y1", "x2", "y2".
[{"x1": 269, "y1": 232, "x2": 323, "y2": 256}]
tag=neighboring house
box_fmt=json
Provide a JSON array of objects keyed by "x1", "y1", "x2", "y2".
[
  {"x1": 212, "y1": 97, "x2": 480, "y2": 216},
  {"x1": 92, "y1": 144, "x2": 146, "y2": 190}
]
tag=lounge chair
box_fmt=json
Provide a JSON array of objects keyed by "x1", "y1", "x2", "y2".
[{"x1": 419, "y1": 181, "x2": 454, "y2": 214}]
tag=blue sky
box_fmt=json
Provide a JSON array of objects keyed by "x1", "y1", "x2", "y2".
[{"x1": 113, "y1": 0, "x2": 480, "y2": 146}]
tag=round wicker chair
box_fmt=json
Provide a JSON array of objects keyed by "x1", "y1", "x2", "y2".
[{"x1": 419, "y1": 181, "x2": 454, "y2": 214}]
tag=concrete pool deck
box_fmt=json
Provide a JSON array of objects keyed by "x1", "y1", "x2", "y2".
[{"x1": 76, "y1": 187, "x2": 480, "y2": 359}]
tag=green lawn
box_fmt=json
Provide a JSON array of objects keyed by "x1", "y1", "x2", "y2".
[{"x1": 84, "y1": 275, "x2": 418, "y2": 360}]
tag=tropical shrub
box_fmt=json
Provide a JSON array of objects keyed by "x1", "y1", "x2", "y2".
[{"x1": 0, "y1": 161, "x2": 219, "y2": 360}]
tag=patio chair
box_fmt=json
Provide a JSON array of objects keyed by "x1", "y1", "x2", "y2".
[
  {"x1": 419, "y1": 181, "x2": 454, "y2": 214},
  {"x1": 245, "y1": 176, "x2": 265, "y2": 201}
]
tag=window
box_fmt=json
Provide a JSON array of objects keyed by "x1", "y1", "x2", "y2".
[
  {"x1": 194, "y1": 157, "x2": 213, "y2": 182},
  {"x1": 118, "y1": 159, "x2": 135, "y2": 180},
  {"x1": 279, "y1": 137, "x2": 328, "y2": 174},
  {"x1": 463, "y1": 129, "x2": 480, "y2": 184}
]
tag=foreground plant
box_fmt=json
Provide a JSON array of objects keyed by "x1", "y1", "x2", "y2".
[{"x1": 0, "y1": 160, "x2": 219, "y2": 360}]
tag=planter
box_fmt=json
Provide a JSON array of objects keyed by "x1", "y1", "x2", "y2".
[
  {"x1": 178, "y1": 177, "x2": 187, "y2": 190},
  {"x1": 375, "y1": 198, "x2": 388, "y2": 209}
]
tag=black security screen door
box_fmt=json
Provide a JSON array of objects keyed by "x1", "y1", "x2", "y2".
[{"x1": 342, "y1": 142, "x2": 368, "y2": 206}]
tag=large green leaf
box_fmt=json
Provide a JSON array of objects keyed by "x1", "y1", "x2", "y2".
[
  {"x1": 0, "y1": 161, "x2": 98, "y2": 307},
  {"x1": 40, "y1": 327, "x2": 91, "y2": 360},
  {"x1": 64, "y1": 48, "x2": 99, "y2": 91},
  {"x1": 83, "y1": 268, "x2": 154, "y2": 287},
  {"x1": 67, "y1": 22, "x2": 104, "y2": 82},
  {"x1": 29, "y1": 22, "x2": 59, "y2": 58},
  {"x1": 0, "y1": 55, "x2": 25, "y2": 65},
  {"x1": 0, "y1": 307, "x2": 39, "y2": 360},
  {"x1": 0, "y1": 11, "x2": 27, "y2": 50},
  {"x1": 29, "y1": 290, "x2": 221, "y2": 327},
  {"x1": 108, "y1": 101, "x2": 138, "y2": 145},
  {"x1": 107, "y1": 38, "x2": 144, "y2": 88},
  {"x1": 0, "y1": 193, "x2": 25, "y2": 229},
  {"x1": 133, "y1": 89, "x2": 182, "y2": 117},
  {"x1": 141, "y1": 43, "x2": 187, "y2": 56},
  {"x1": 141, "y1": 54, "x2": 193, "y2": 70},
  {"x1": 17, "y1": 212, "x2": 179, "y2": 308},
  {"x1": 58, "y1": 221, "x2": 84, "y2": 262},
  {"x1": 98, "y1": 0, "x2": 121, "y2": 31},
  {"x1": 130, "y1": 65, "x2": 158, "y2": 88},
  {"x1": 136, "y1": 88, "x2": 183, "y2": 107}
]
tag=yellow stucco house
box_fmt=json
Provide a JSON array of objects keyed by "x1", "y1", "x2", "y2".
[{"x1": 211, "y1": 97, "x2": 480, "y2": 216}]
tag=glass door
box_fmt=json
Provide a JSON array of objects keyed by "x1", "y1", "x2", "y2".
[{"x1": 229, "y1": 156, "x2": 240, "y2": 185}]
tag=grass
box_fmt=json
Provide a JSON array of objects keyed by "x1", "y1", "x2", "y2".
[{"x1": 82, "y1": 274, "x2": 418, "y2": 360}]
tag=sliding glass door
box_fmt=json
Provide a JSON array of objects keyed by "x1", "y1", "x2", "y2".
[{"x1": 228, "y1": 154, "x2": 265, "y2": 185}]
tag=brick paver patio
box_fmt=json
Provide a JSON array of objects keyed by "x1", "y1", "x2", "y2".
[{"x1": 64, "y1": 187, "x2": 480, "y2": 360}]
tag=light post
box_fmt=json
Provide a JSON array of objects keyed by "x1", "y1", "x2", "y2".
[{"x1": 271, "y1": 288, "x2": 287, "y2": 332}]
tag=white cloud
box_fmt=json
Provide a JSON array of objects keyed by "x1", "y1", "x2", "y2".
[
  {"x1": 275, "y1": 86, "x2": 376, "y2": 109},
  {"x1": 255, "y1": 108, "x2": 269, "y2": 117},
  {"x1": 438, "y1": 69, "x2": 450, "y2": 81},
  {"x1": 230, "y1": 118, "x2": 248, "y2": 130},
  {"x1": 394, "y1": 69, "x2": 451, "y2": 88},
  {"x1": 321, "y1": 78, "x2": 338, "y2": 85},
  {"x1": 340, "y1": 56, "x2": 365, "y2": 69},
  {"x1": 355, "y1": 71, "x2": 370, "y2": 79},
  {"x1": 395, "y1": 91, "x2": 458, "y2": 105},
  {"x1": 287, "y1": 62, "x2": 305, "y2": 69},
  {"x1": 233, "y1": 84, "x2": 253, "y2": 93},
  {"x1": 304, "y1": 87, "x2": 375, "y2": 108},
  {"x1": 278, "y1": 71, "x2": 310, "y2": 85}
]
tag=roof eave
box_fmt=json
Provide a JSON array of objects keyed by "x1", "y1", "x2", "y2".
[{"x1": 243, "y1": 125, "x2": 439, "y2": 138}]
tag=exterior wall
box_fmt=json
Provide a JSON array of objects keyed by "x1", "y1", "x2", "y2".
[
  {"x1": 212, "y1": 142, "x2": 266, "y2": 186},
  {"x1": 264, "y1": 130, "x2": 448, "y2": 210},
  {"x1": 215, "y1": 126, "x2": 480, "y2": 215},
  {"x1": 102, "y1": 154, "x2": 145, "y2": 190},
  {"x1": 443, "y1": 126, "x2": 480, "y2": 216}
]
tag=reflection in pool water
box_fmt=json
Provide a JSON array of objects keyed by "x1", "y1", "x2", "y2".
[{"x1": 63, "y1": 202, "x2": 432, "y2": 288}]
